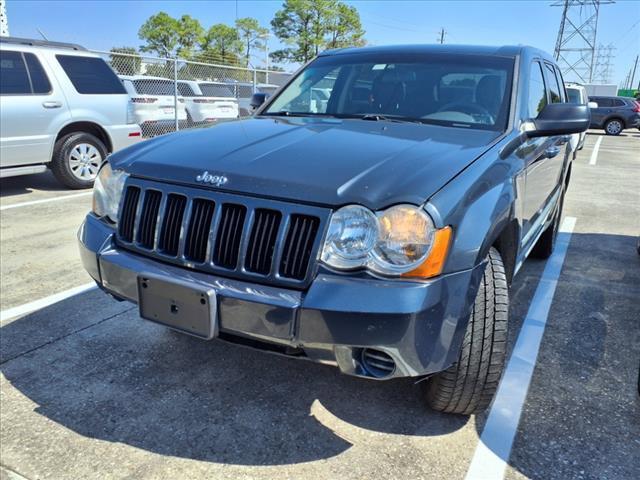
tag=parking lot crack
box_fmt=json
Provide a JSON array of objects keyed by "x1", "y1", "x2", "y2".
[
  {"x1": 0, "y1": 306, "x2": 136, "y2": 366},
  {"x1": 0, "y1": 464, "x2": 32, "y2": 480}
]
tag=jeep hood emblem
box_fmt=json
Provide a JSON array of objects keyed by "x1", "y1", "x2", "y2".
[{"x1": 196, "y1": 171, "x2": 228, "y2": 187}]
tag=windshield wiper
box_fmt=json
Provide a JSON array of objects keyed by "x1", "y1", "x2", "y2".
[{"x1": 345, "y1": 113, "x2": 422, "y2": 124}]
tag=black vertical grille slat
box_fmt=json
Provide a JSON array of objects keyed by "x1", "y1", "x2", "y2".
[
  {"x1": 159, "y1": 194, "x2": 186, "y2": 256},
  {"x1": 137, "y1": 190, "x2": 161, "y2": 249},
  {"x1": 279, "y1": 214, "x2": 320, "y2": 280},
  {"x1": 118, "y1": 186, "x2": 140, "y2": 242},
  {"x1": 213, "y1": 204, "x2": 246, "y2": 269},
  {"x1": 184, "y1": 199, "x2": 215, "y2": 263},
  {"x1": 245, "y1": 209, "x2": 281, "y2": 275}
]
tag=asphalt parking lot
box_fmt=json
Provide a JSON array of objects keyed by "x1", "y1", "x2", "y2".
[{"x1": 1, "y1": 131, "x2": 639, "y2": 480}]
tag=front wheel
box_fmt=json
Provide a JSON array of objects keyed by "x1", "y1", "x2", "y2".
[
  {"x1": 51, "y1": 132, "x2": 107, "y2": 189},
  {"x1": 423, "y1": 248, "x2": 508, "y2": 415},
  {"x1": 605, "y1": 119, "x2": 623, "y2": 136}
]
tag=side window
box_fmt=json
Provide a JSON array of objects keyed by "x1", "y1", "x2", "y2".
[
  {"x1": 544, "y1": 63, "x2": 562, "y2": 103},
  {"x1": 56, "y1": 55, "x2": 126, "y2": 94},
  {"x1": 553, "y1": 66, "x2": 566, "y2": 102},
  {"x1": 0, "y1": 50, "x2": 31, "y2": 94},
  {"x1": 612, "y1": 99, "x2": 625, "y2": 107},
  {"x1": 527, "y1": 61, "x2": 547, "y2": 118},
  {"x1": 177, "y1": 83, "x2": 195, "y2": 97},
  {"x1": 24, "y1": 53, "x2": 52, "y2": 94},
  {"x1": 593, "y1": 97, "x2": 612, "y2": 107}
]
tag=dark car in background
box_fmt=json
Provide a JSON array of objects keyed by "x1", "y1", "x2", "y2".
[
  {"x1": 588, "y1": 95, "x2": 640, "y2": 135},
  {"x1": 79, "y1": 45, "x2": 589, "y2": 415}
]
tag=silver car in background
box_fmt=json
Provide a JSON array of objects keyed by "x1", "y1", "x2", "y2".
[
  {"x1": 0, "y1": 37, "x2": 141, "y2": 188},
  {"x1": 177, "y1": 81, "x2": 239, "y2": 125},
  {"x1": 120, "y1": 75, "x2": 187, "y2": 137}
]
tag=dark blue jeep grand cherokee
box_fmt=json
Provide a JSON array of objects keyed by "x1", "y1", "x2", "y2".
[{"x1": 79, "y1": 45, "x2": 589, "y2": 415}]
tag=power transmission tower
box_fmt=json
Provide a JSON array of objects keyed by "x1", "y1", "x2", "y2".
[
  {"x1": 437, "y1": 28, "x2": 446, "y2": 44},
  {"x1": 552, "y1": 0, "x2": 614, "y2": 83},
  {"x1": 592, "y1": 43, "x2": 615, "y2": 84}
]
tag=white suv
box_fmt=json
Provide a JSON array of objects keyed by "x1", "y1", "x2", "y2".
[
  {"x1": 119, "y1": 75, "x2": 187, "y2": 137},
  {"x1": 565, "y1": 83, "x2": 589, "y2": 152},
  {"x1": 177, "y1": 81, "x2": 239, "y2": 125},
  {"x1": 0, "y1": 37, "x2": 141, "y2": 188}
]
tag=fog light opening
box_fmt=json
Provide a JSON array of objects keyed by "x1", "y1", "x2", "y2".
[{"x1": 361, "y1": 348, "x2": 396, "y2": 378}]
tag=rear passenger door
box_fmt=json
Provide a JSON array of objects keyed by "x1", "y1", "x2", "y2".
[{"x1": 0, "y1": 50, "x2": 69, "y2": 168}]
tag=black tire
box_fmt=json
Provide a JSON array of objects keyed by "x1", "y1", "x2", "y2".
[
  {"x1": 51, "y1": 132, "x2": 108, "y2": 189},
  {"x1": 604, "y1": 118, "x2": 623, "y2": 136},
  {"x1": 424, "y1": 248, "x2": 508, "y2": 415},
  {"x1": 530, "y1": 186, "x2": 565, "y2": 259}
]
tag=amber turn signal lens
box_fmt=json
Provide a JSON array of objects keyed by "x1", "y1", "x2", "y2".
[{"x1": 402, "y1": 226, "x2": 452, "y2": 279}]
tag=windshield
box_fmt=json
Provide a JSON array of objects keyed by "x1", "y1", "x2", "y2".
[
  {"x1": 263, "y1": 52, "x2": 514, "y2": 130},
  {"x1": 566, "y1": 88, "x2": 582, "y2": 104}
]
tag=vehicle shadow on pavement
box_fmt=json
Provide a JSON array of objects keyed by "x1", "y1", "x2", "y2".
[
  {"x1": 0, "y1": 292, "x2": 468, "y2": 466},
  {"x1": 0, "y1": 171, "x2": 81, "y2": 198}
]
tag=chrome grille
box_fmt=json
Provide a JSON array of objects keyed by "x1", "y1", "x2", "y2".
[{"x1": 116, "y1": 179, "x2": 330, "y2": 288}]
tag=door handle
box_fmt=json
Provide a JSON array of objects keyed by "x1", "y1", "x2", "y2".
[
  {"x1": 544, "y1": 146, "x2": 561, "y2": 158},
  {"x1": 42, "y1": 101, "x2": 62, "y2": 109}
]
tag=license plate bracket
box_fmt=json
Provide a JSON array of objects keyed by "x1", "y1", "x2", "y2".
[{"x1": 137, "y1": 273, "x2": 217, "y2": 340}]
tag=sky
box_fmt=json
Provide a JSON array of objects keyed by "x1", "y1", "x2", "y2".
[{"x1": 4, "y1": 0, "x2": 640, "y2": 86}]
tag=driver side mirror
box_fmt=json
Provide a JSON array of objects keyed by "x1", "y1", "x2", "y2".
[
  {"x1": 587, "y1": 101, "x2": 598, "y2": 109},
  {"x1": 524, "y1": 103, "x2": 590, "y2": 138},
  {"x1": 250, "y1": 93, "x2": 268, "y2": 111}
]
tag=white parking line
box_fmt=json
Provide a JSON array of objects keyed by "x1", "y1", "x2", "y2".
[
  {"x1": 465, "y1": 216, "x2": 577, "y2": 480},
  {"x1": 0, "y1": 191, "x2": 92, "y2": 211},
  {"x1": 589, "y1": 136, "x2": 603, "y2": 165},
  {"x1": 0, "y1": 282, "x2": 97, "y2": 323}
]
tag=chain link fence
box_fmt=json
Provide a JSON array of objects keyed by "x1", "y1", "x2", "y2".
[{"x1": 93, "y1": 50, "x2": 292, "y2": 139}]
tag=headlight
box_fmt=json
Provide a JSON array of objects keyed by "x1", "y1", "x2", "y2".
[
  {"x1": 92, "y1": 162, "x2": 128, "y2": 224},
  {"x1": 370, "y1": 205, "x2": 435, "y2": 274},
  {"x1": 320, "y1": 205, "x2": 379, "y2": 269},
  {"x1": 321, "y1": 204, "x2": 451, "y2": 278}
]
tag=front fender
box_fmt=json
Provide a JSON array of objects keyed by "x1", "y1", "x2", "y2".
[{"x1": 429, "y1": 142, "x2": 521, "y2": 274}]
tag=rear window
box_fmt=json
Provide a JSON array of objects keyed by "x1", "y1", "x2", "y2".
[
  {"x1": 132, "y1": 79, "x2": 174, "y2": 96},
  {"x1": 199, "y1": 83, "x2": 234, "y2": 97},
  {"x1": 56, "y1": 55, "x2": 125, "y2": 94},
  {"x1": 0, "y1": 50, "x2": 31, "y2": 94},
  {"x1": 612, "y1": 99, "x2": 626, "y2": 107}
]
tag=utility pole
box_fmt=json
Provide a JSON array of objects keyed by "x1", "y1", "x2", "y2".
[
  {"x1": 437, "y1": 28, "x2": 446, "y2": 44},
  {"x1": 552, "y1": 0, "x2": 615, "y2": 83}
]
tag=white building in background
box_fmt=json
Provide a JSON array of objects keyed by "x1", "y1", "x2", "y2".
[{"x1": 0, "y1": 0, "x2": 9, "y2": 37}]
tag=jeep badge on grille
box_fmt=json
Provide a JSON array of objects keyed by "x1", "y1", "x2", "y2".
[{"x1": 196, "y1": 171, "x2": 228, "y2": 187}]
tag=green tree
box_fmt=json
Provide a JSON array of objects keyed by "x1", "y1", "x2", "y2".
[
  {"x1": 271, "y1": 0, "x2": 365, "y2": 63},
  {"x1": 109, "y1": 47, "x2": 142, "y2": 76},
  {"x1": 326, "y1": 3, "x2": 365, "y2": 49},
  {"x1": 176, "y1": 15, "x2": 205, "y2": 58},
  {"x1": 138, "y1": 12, "x2": 180, "y2": 56},
  {"x1": 199, "y1": 23, "x2": 242, "y2": 64},
  {"x1": 235, "y1": 17, "x2": 269, "y2": 67},
  {"x1": 138, "y1": 12, "x2": 204, "y2": 58}
]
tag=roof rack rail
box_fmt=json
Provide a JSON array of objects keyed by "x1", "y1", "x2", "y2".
[{"x1": 0, "y1": 36, "x2": 87, "y2": 51}]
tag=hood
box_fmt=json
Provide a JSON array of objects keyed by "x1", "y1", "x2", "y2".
[{"x1": 112, "y1": 117, "x2": 500, "y2": 210}]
